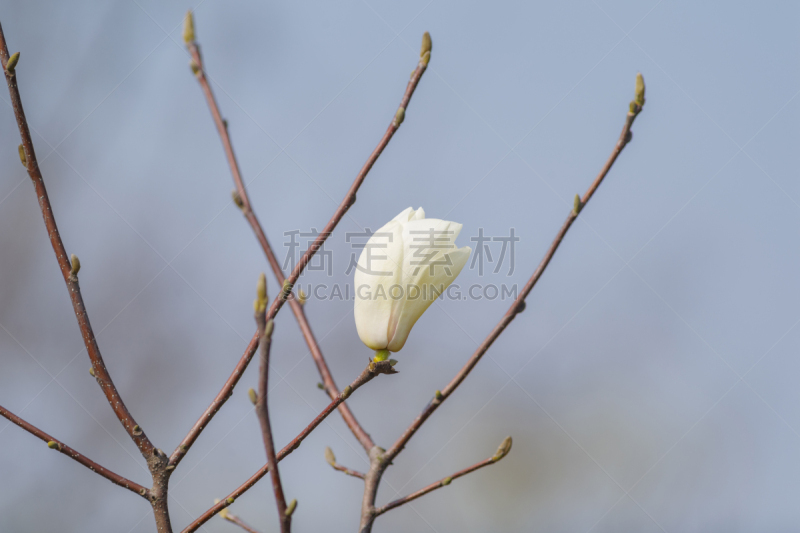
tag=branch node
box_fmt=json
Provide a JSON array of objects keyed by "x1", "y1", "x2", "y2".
[
  {"x1": 232, "y1": 190, "x2": 245, "y2": 211},
  {"x1": 572, "y1": 194, "x2": 583, "y2": 216},
  {"x1": 5, "y1": 51, "x2": 19, "y2": 74},
  {"x1": 285, "y1": 498, "x2": 297, "y2": 517},
  {"x1": 69, "y1": 254, "x2": 81, "y2": 280},
  {"x1": 393, "y1": 107, "x2": 405, "y2": 127}
]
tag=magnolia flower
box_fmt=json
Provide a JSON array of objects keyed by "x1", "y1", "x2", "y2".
[{"x1": 354, "y1": 207, "x2": 471, "y2": 356}]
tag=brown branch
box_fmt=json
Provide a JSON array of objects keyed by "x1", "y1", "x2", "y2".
[
  {"x1": 325, "y1": 447, "x2": 366, "y2": 479},
  {"x1": 182, "y1": 15, "x2": 429, "y2": 454},
  {"x1": 358, "y1": 76, "x2": 646, "y2": 533},
  {"x1": 254, "y1": 314, "x2": 290, "y2": 533},
  {"x1": 169, "y1": 334, "x2": 259, "y2": 466},
  {"x1": 0, "y1": 20, "x2": 155, "y2": 461},
  {"x1": 375, "y1": 436, "x2": 512, "y2": 516},
  {"x1": 0, "y1": 404, "x2": 150, "y2": 498},
  {"x1": 181, "y1": 360, "x2": 397, "y2": 533}
]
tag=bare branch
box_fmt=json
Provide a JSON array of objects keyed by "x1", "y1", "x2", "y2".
[
  {"x1": 358, "y1": 75, "x2": 647, "y2": 533},
  {"x1": 385, "y1": 77, "x2": 646, "y2": 466},
  {"x1": 0, "y1": 404, "x2": 150, "y2": 498},
  {"x1": 0, "y1": 20, "x2": 156, "y2": 461},
  {"x1": 182, "y1": 12, "x2": 429, "y2": 454},
  {"x1": 253, "y1": 312, "x2": 290, "y2": 533},
  {"x1": 181, "y1": 360, "x2": 397, "y2": 533},
  {"x1": 216, "y1": 504, "x2": 262, "y2": 533},
  {"x1": 375, "y1": 436, "x2": 512, "y2": 516}
]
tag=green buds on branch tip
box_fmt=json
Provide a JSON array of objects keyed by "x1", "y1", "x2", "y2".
[
  {"x1": 324, "y1": 446, "x2": 336, "y2": 467},
  {"x1": 492, "y1": 435, "x2": 513, "y2": 462},
  {"x1": 183, "y1": 11, "x2": 195, "y2": 45},
  {"x1": 421, "y1": 32, "x2": 432, "y2": 58},
  {"x1": 634, "y1": 72, "x2": 645, "y2": 107},
  {"x1": 5, "y1": 52, "x2": 19, "y2": 74},
  {"x1": 254, "y1": 273, "x2": 268, "y2": 313}
]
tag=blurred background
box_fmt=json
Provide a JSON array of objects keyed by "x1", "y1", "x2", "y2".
[{"x1": 1, "y1": 1, "x2": 799, "y2": 532}]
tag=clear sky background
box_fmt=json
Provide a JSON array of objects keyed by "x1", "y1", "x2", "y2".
[{"x1": 1, "y1": 1, "x2": 799, "y2": 532}]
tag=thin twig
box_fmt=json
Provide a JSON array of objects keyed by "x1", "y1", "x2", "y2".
[
  {"x1": 254, "y1": 314, "x2": 290, "y2": 533},
  {"x1": 0, "y1": 20, "x2": 155, "y2": 460},
  {"x1": 386, "y1": 83, "x2": 645, "y2": 465},
  {"x1": 182, "y1": 15, "x2": 429, "y2": 455},
  {"x1": 375, "y1": 436, "x2": 512, "y2": 516},
  {"x1": 358, "y1": 78, "x2": 646, "y2": 533},
  {"x1": 220, "y1": 509, "x2": 262, "y2": 533},
  {"x1": 325, "y1": 447, "x2": 366, "y2": 479},
  {"x1": 0, "y1": 404, "x2": 150, "y2": 498},
  {"x1": 180, "y1": 360, "x2": 397, "y2": 533}
]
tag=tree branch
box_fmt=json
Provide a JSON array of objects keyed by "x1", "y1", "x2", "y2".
[
  {"x1": 0, "y1": 19, "x2": 155, "y2": 460},
  {"x1": 375, "y1": 436, "x2": 512, "y2": 516},
  {"x1": 217, "y1": 505, "x2": 262, "y2": 533},
  {"x1": 182, "y1": 12, "x2": 429, "y2": 454},
  {"x1": 0, "y1": 404, "x2": 150, "y2": 498},
  {"x1": 254, "y1": 313, "x2": 290, "y2": 533},
  {"x1": 180, "y1": 359, "x2": 397, "y2": 533},
  {"x1": 358, "y1": 75, "x2": 646, "y2": 533},
  {"x1": 385, "y1": 77, "x2": 645, "y2": 465},
  {"x1": 325, "y1": 446, "x2": 366, "y2": 479}
]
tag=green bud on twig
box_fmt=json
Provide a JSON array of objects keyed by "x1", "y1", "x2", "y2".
[
  {"x1": 324, "y1": 446, "x2": 336, "y2": 467},
  {"x1": 298, "y1": 288, "x2": 307, "y2": 305},
  {"x1": 573, "y1": 194, "x2": 582, "y2": 215},
  {"x1": 69, "y1": 254, "x2": 81, "y2": 278},
  {"x1": 281, "y1": 279, "x2": 291, "y2": 301},
  {"x1": 389, "y1": 359, "x2": 398, "y2": 367},
  {"x1": 441, "y1": 476, "x2": 452, "y2": 486},
  {"x1": 434, "y1": 390, "x2": 443, "y2": 400},
  {"x1": 18, "y1": 144, "x2": 26, "y2": 167},
  {"x1": 89, "y1": 367, "x2": 95, "y2": 377},
  {"x1": 189, "y1": 61, "x2": 200, "y2": 75},
  {"x1": 421, "y1": 51, "x2": 431, "y2": 67},
  {"x1": 492, "y1": 435, "x2": 512, "y2": 462},
  {"x1": 47, "y1": 440, "x2": 60, "y2": 450},
  {"x1": 248, "y1": 388, "x2": 257, "y2": 405},
  {"x1": 263, "y1": 319, "x2": 274, "y2": 339},
  {"x1": 285, "y1": 499, "x2": 297, "y2": 517},
  {"x1": 254, "y1": 273, "x2": 268, "y2": 313},
  {"x1": 132, "y1": 425, "x2": 143, "y2": 436},
  {"x1": 226, "y1": 497, "x2": 234, "y2": 504},
  {"x1": 5, "y1": 52, "x2": 19, "y2": 74},
  {"x1": 183, "y1": 11, "x2": 195, "y2": 45},
  {"x1": 231, "y1": 190, "x2": 244, "y2": 210},
  {"x1": 340, "y1": 385, "x2": 352, "y2": 400},
  {"x1": 420, "y1": 32, "x2": 432, "y2": 58},
  {"x1": 634, "y1": 72, "x2": 645, "y2": 107},
  {"x1": 316, "y1": 382, "x2": 325, "y2": 390},
  {"x1": 393, "y1": 107, "x2": 405, "y2": 127}
]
